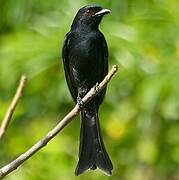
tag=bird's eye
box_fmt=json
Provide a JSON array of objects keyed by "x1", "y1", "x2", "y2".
[{"x1": 85, "y1": 9, "x2": 95, "y2": 16}]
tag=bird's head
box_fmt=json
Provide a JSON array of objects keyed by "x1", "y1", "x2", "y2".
[{"x1": 71, "y1": 5, "x2": 111, "y2": 31}]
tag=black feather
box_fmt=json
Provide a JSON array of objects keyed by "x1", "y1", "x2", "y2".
[{"x1": 62, "y1": 5, "x2": 113, "y2": 175}]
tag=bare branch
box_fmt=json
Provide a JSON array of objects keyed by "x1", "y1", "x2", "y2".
[
  {"x1": 0, "y1": 75, "x2": 27, "y2": 140},
  {"x1": 0, "y1": 65, "x2": 118, "y2": 179}
]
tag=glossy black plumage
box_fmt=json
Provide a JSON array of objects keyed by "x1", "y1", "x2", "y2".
[{"x1": 62, "y1": 5, "x2": 113, "y2": 175}]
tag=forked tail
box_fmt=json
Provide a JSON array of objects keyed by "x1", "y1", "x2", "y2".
[{"x1": 75, "y1": 108, "x2": 113, "y2": 175}]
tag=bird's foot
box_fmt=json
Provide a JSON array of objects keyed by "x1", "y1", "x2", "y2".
[
  {"x1": 94, "y1": 82, "x2": 100, "y2": 92},
  {"x1": 77, "y1": 96, "x2": 84, "y2": 109}
]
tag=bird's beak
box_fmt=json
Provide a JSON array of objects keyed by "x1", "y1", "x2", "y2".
[{"x1": 94, "y1": 9, "x2": 111, "y2": 16}]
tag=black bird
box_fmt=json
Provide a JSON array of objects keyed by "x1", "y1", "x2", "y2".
[{"x1": 62, "y1": 5, "x2": 113, "y2": 175}]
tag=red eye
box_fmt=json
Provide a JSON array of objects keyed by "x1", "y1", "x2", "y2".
[{"x1": 85, "y1": 9, "x2": 94, "y2": 16}]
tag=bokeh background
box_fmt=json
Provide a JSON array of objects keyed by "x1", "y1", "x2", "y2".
[{"x1": 0, "y1": 0, "x2": 179, "y2": 179}]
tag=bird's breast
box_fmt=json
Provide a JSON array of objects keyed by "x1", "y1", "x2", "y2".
[
  {"x1": 69, "y1": 33, "x2": 102, "y2": 67},
  {"x1": 68, "y1": 31, "x2": 104, "y2": 86}
]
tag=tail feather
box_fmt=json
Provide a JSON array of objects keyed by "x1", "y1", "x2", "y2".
[{"x1": 75, "y1": 109, "x2": 113, "y2": 176}]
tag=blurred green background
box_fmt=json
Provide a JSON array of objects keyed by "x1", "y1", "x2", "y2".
[{"x1": 0, "y1": 0, "x2": 179, "y2": 179}]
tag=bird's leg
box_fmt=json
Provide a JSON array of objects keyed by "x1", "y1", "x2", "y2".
[
  {"x1": 77, "y1": 95, "x2": 84, "y2": 109},
  {"x1": 77, "y1": 87, "x2": 88, "y2": 109}
]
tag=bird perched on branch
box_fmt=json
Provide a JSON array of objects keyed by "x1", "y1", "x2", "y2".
[{"x1": 62, "y1": 5, "x2": 113, "y2": 175}]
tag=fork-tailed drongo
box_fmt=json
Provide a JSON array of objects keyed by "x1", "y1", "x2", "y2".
[{"x1": 62, "y1": 5, "x2": 113, "y2": 176}]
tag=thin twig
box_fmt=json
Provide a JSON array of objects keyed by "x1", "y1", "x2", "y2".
[
  {"x1": 0, "y1": 65, "x2": 118, "y2": 179},
  {"x1": 0, "y1": 75, "x2": 27, "y2": 139}
]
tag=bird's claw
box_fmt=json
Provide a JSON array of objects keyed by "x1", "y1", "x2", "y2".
[
  {"x1": 94, "y1": 82, "x2": 99, "y2": 92},
  {"x1": 77, "y1": 97, "x2": 84, "y2": 109}
]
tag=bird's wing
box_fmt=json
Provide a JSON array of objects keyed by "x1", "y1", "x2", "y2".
[
  {"x1": 95, "y1": 32, "x2": 109, "y2": 106},
  {"x1": 62, "y1": 32, "x2": 78, "y2": 101},
  {"x1": 102, "y1": 33, "x2": 108, "y2": 78}
]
